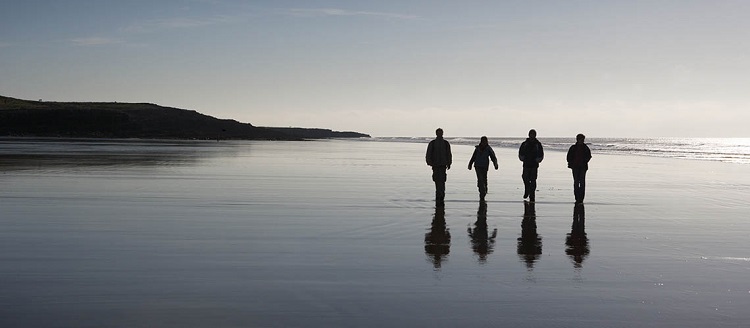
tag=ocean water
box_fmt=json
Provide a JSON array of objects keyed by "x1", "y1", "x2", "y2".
[
  {"x1": 1, "y1": 138, "x2": 749, "y2": 327},
  {"x1": 372, "y1": 137, "x2": 750, "y2": 164}
]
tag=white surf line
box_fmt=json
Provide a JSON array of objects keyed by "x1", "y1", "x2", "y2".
[{"x1": 700, "y1": 256, "x2": 750, "y2": 261}]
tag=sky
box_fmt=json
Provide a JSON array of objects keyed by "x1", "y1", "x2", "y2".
[{"x1": 2, "y1": 0, "x2": 750, "y2": 137}]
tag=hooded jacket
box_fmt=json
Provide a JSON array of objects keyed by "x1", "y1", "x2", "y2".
[
  {"x1": 469, "y1": 144, "x2": 498, "y2": 169},
  {"x1": 518, "y1": 138, "x2": 544, "y2": 168}
]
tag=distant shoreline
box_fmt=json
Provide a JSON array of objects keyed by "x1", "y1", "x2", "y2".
[{"x1": 0, "y1": 95, "x2": 370, "y2": 140}]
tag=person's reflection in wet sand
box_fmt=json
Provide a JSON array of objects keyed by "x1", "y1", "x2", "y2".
[
  {"x1": 517, "y1": 202, "x2": 542, "y2": 270},
  {"x1": 566, "y1": 204, "x2": 590, "y2": 268},
  {"x1": 425, "y1": 206, "x2": 451, "y2": 269},
  {"x1": 468, "y1": 202, "x2": 497, "y2": 263}
]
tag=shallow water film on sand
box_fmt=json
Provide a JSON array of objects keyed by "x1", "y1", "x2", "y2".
[{"x1": 1, "y1": 138, "x2": 749, "y2": 327}]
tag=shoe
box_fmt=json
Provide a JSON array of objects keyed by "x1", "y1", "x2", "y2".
[{"x1": 523, "y1": 192, "x2": 529, "y2": 199}]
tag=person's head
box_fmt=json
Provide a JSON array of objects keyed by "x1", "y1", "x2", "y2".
[
  {"x1": 435, "y1": 128, "x2": 444, "y2": 138},
  {"x1": 576, "y1": 133, "x2": 585, "y2": 143},
  {"x1": 479, "y1": 136, "x2": 488, "y2": 146},
  {"x1": 528, "y1": 129, "x2": 537, "y2": 139}
]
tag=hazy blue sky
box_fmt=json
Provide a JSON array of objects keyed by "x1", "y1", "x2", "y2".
[{"x1": 2, "y1": 0, "x2": 749, "y2": 137}]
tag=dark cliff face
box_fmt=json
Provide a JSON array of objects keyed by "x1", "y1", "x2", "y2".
[
  {"x1": 266, "y1": 127, "x2": 370, "y2": 139},
  {"x1": 0, "y1": 96, "x2": 369, "y2": 140}
]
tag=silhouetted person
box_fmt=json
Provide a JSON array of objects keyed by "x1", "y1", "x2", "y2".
[
  {"x1": 426, "y1": 128, "x2": 452, "y2": 207},
  {"x1": 566, "y1": 204, "x2": 590, "y2": 268},
  {"x1": 468, "y1": 136, "x2": 499, "y2": 202},
  {"x1": 467, "y1": 201, "x2": 497, "y2": 263},
  {"x1": 425, "y1": 206, "x2": 451, "y2": 269},
  {"x1": 517, "y1": 202, "x2": 542, "y2": 270},
  {"x1": 566, "y1": 133, "x2": 592, "y2": 204},
  {"x1": 518, "y1": 129, "x2": 544, "y2": 202}
]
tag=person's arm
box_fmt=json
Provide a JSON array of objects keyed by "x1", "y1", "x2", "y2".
[
  {"x1": 567, "y1": 145, "x2": 574, "y2": 167},
  {"x1": 518, "y1": 143, "x2": 525, "y2": 162},
  {"x1": 468, "y1": 148, "x2": 476, "y2": 170},
  {"x1": 585, "y1": 145, "x2": 592, "y2": 163},
  {"x1": 490, "y1": 147, "x2": 499, "y2": 170},
  {"x1": 426, "y1": 141, "x2": 433, "y2": 166},
  {"x1": 446, "y1": 141, "x2": 452, "y2": 170},
  {"x1": 537, "y1": 143, "x2": 544, "y2": 163}
]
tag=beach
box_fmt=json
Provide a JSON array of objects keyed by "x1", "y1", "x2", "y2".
[{"x1": 1, "y1": 138, "x2": 749, "y2": 327}]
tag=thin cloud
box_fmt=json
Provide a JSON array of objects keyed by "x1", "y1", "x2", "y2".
[
  {"x1": 288, "y1": 8, "x2": 418, "y2": 20},
  {"x1": 123, "y1": 15, "x2": 241, "y2": 33},
  {"x1": 70, "y1": 37, "x2": 123, "y2": 46}
]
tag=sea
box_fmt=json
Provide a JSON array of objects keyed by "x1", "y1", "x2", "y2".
[
  {"x1": 1, "y1": 137, "x2": 749, "y2": 327},
  {"x1": 370, "y1": 137, "x2": 750, "y2": 164},
  {"x1": 2, "y1": 137, "x2": 750, "y2": 167}
]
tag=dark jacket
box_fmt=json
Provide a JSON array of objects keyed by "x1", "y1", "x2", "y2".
[
  {"x1": 469, "y1": 145, "x2": 498, "y2": 169},
  {"x1": 567, "y1": 142, "x2": 592, "y2": 170},
  {"x1": 426, "y1": 138, "x2": 452, "y2": 167},
  {"x1": 518, "y1": 138, "x2": 544, "y2": 168}
]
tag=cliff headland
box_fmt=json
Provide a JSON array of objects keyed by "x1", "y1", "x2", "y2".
[{"x1": 0, "y1": 96, "x2": 369, "y2": 140}]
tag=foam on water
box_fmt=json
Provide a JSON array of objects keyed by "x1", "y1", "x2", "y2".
[{"x1": 364, "y1": 137, "x2": 750, "y2": 164}]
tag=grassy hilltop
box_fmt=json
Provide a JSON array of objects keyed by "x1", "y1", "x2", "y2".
[{"x1": 0, "y1": 96, "x2": 369, "y2": 140}]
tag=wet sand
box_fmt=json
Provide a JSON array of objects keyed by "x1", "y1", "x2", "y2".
[{"x1": 1, "y1": 139, "x2": 749, "y2": 327}]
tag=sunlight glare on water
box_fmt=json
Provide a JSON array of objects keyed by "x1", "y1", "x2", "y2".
[{"x1": 1, "y1": 138, "x2": 750, "y2": 327}]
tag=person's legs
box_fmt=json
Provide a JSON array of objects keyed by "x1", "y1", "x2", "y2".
[
  {"x1": 476, "y1": 167, "x2": 488, "y2": 199},
  {"x1": 433, "y1": 166, "x2": 447, "y2": 205},
  {"x1": 572, "y1": 169, "x2": 579, "y2": 201},
  {"x1": 579, "y1": 169, "x2": 586, "y2": 201},
  {"x1": 528, "y1": 167, "x2": 538, "y2": 202},
  {"x1": 572, "y1": 168, "x2": 587, "y2": 202},
  {"x1": 522, "y1": 168, "x2": 531, "y2": 199}
]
